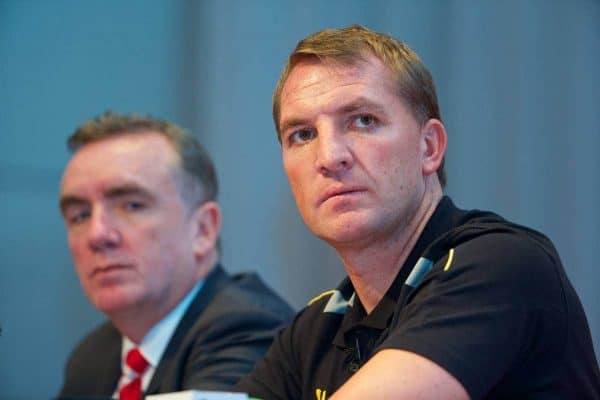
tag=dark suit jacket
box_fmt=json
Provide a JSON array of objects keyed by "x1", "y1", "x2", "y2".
[{"x1": 58, "y1": 264, "x2": 294, "y2": 398}]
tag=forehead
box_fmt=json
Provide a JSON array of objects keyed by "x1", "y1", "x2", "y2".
[
  {"x1": 280, "y1": 56, "x2": 397, "y2": 117},
  {"x1": 61, "y1": 132, "x2": 180, "y2": 194}
]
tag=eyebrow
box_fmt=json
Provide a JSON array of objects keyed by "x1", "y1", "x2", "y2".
[
  {"x1": 337, "y1": 97, "x2": 387, "y2": 115},
  {"x1": 59, "y1": 195, "x2": 87, "y2": 215},
  {"x1": 279, "y1": 118, "x2": 309, "y2": 136},
  {"x1": 280, "y1": 96, "x2": 387, "y2": 134},
  {"x1": 104, "y1": 184, "x2": 154, "y2": 200},
  {"x1": 59, "y1": 183, "x2": 154, "y2": 214}
]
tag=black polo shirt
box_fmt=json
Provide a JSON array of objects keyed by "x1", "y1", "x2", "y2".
[{"x1": 236, "y1": 197, "x2": 600, "y2": 399}]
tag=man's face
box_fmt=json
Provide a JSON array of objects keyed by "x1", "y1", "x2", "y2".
[
  {"x1": 279, "y1": 57, "x2": 429, "y2": 248},
  {"x1": 60, "y1": 132, "x2": 200, "y2": 318}
]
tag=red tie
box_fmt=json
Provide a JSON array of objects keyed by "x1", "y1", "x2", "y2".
[{"x1": 119, "y1": 348, "x2": 149, "y2": 400}]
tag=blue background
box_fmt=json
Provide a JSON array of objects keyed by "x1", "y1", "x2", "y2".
[{"x1": 1, "y1": 1, "x2": 598, "y2": 398}]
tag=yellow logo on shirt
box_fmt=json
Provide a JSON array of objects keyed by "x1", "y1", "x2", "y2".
[{"x1": 315, "y1": 388, "x2": 327, "y2": 400}]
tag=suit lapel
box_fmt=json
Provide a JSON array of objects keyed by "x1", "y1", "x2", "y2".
[
  {"x1": 145, "y1": 264, "x2": 231, "y2": 394},
  {"x1": 97, "y1": 324, "x2": 122, "y2": 395}
]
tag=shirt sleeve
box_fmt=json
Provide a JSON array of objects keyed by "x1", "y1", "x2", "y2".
[
  {"x1": 377, "y1": 232, "x2": 568, "y2": 399},
  {"x1": 235, "y1": 312, "x2": 304, "y2": 400}
]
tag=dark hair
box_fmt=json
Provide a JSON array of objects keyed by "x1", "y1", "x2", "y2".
[
  {"x1": 68, "y1": 111, "x2": 218, "y2": 205},
  {"x1": 273, "y1": 25, "x2": 446, "y2": 187}
]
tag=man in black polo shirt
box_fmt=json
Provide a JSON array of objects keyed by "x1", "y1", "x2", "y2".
[{"x1": 236, "y1": 25, "x2": 600, "y2": 399}]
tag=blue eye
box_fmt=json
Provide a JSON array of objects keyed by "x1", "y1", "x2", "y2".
[
  {"x1": 288, "y1": 129, "x2": 316, "y2": 145},
  {"x1": 69, "y1": 210, "x2": 90, "y2": 225},
  {"x1": 124, "y1": 201, "x2": 145, "y2": 211},
  {"x1": 353, "y1": 114, "x2": 377, "y2": 129}
]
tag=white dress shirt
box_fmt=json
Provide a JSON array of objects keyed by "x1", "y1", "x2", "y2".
[{"x1": 113, "y1": 280, "x2": 204, "y2": 398}]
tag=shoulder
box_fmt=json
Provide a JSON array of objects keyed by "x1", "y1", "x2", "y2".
[
  {"x1": 214, "y1": 272, "x2": 294, "y2": 317},
  {"x1": 264, "y1": 287, "x2": 348, "y2": 362},
  {"x1": 429, "y1": 226, "x2": 564, "y2": 310},
  {"x1": 453, "y1": 228, "x2": 557, "y2": 277},
  {"x1": 191, "y1": 271, "x2": 295, "y2": 336},
  {"x1": 247, "y1": 286, "x2": 348, "y2": 342},
  {"x1": 60, "y1": 321, "x2": 120, "y2": 395},
  {"x1": 66, "y1": 321, "x2": 120, "y2": 364}
]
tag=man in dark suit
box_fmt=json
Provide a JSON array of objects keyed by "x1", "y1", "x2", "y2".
[{"x1": 57, "y1": 111, "x2": 294, "y2": 399}]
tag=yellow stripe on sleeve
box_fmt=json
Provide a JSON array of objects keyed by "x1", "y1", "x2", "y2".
[{"x1": 443, "y1": 248, "x2": 455, "y2": 271}]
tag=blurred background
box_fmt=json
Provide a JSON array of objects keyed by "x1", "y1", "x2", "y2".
[{"x1": 1, "y1": 0, "x2": 598, "y2": 398}]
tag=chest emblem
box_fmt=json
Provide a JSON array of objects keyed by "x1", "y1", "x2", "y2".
[{"x1": 315, "y1": 388, "x2": 327, "y2": 400}]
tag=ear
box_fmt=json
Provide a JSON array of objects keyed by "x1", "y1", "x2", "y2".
[
  {"x1": 420, "y1": 119, "x2": 447, "y2": 177},
  {"x1": 190, "y1": 201, "x2": 221, "y2": 259}
]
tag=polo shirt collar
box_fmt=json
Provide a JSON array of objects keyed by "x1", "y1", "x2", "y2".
[{"x1": 332, "y1": 196, "x2": 464, "y2": 349}]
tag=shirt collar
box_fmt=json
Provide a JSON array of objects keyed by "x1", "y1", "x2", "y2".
[
  {"x1": 121, "y1": 279, "x2": 204, "y2": 368},
  {"x1": 332, "y1": 196, "x2": 465, "y2": 347}
]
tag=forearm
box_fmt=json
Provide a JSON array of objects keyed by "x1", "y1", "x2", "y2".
[{"x1": 330, "y1": 349, "x2": 470, "y2": 400}]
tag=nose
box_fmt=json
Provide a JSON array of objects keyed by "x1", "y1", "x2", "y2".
[
  {"x1": 315, "y1": 126, "x2": 353, "y2": 176},
  {"x1": 87, "y1": 207, "x2": 121, "y2": 252}
]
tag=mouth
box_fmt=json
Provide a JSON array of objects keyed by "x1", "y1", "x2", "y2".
[
  {"x1": 318, "y1": 186, "x2": 367, "y2": 206},
  {"x1": 90, "y1": 263, "x2": 131, "y2": 279}
]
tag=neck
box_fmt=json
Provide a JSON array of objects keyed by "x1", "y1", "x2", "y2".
[
  {"x1": 112, "y1": 311, "x2": 167, "y2": 345},
  {"x1": 110, "y1": 252, "x2": 218, "y2": 343},
  {"x1": 337, "y1": 182, "x2": 443, "y2": 314}
]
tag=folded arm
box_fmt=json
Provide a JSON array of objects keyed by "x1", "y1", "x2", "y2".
[{"x1": 331, "y1": 349, "x2": 469, "y2": 400}]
